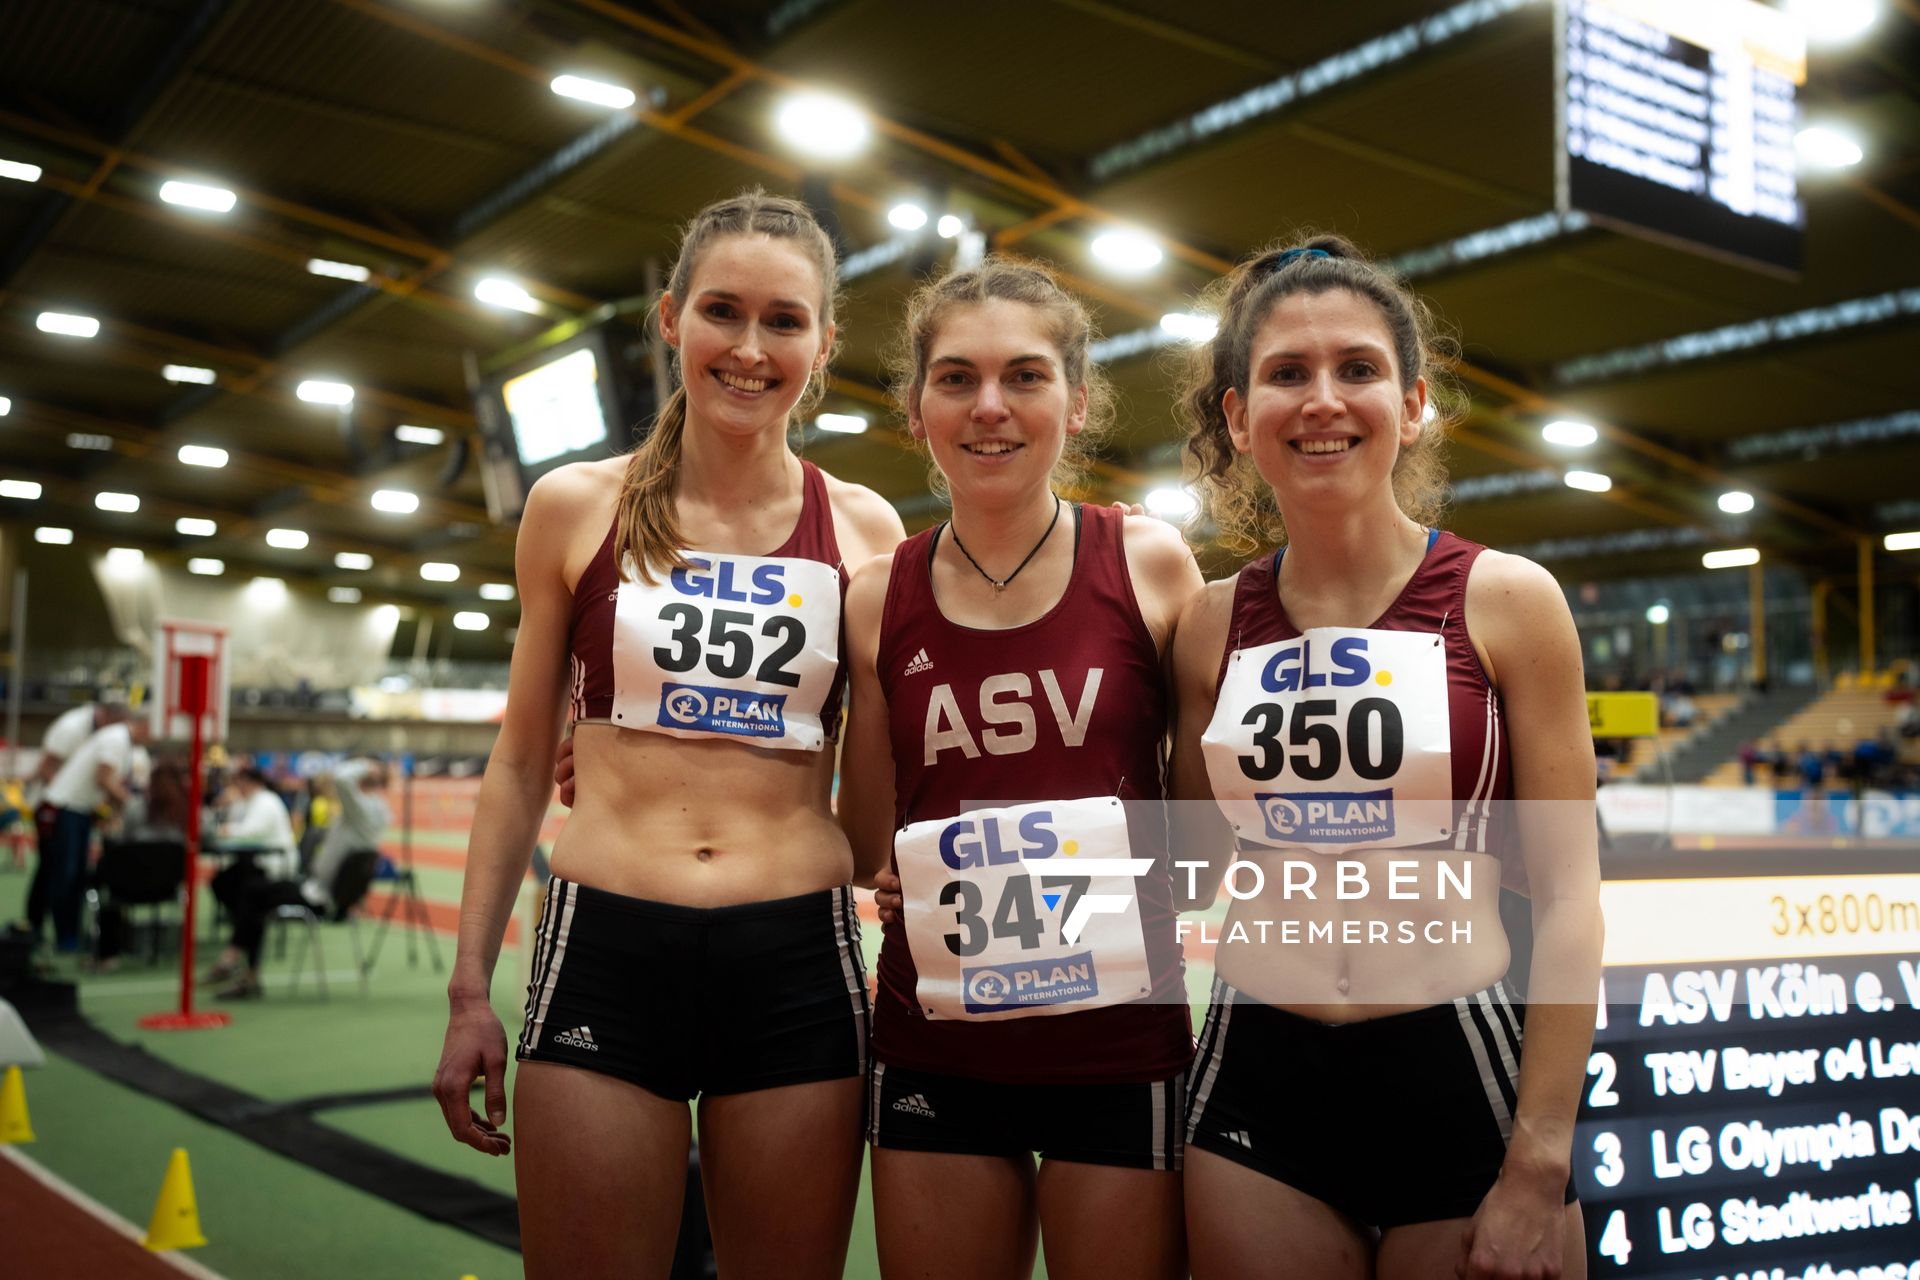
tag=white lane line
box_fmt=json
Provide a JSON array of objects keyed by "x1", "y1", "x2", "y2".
[{"x1": 1, "y1": 1145, "x2": 229, "y2": 1278}]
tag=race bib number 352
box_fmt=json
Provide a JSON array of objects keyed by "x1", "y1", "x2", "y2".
[
  {"x1": 609, "y1": 551, "x2": 841, "y2": 751},
  {"x1": 895, "y1": 797, "x2": 1154, "y2": 1022},
  {"x1": 1201, "y1": 626, "x2": 1454, "y2": 853}
]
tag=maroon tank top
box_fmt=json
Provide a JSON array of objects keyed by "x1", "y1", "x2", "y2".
[
  {"x1": 1215, "y1": 529, "x2": 1512, "y2": 855},
  {"x1": 873, "y1": 504, "x2": 1192, "y2": 1084},
  {"x1": 568, "y1": 458, "x2": 848, "y2": 743}
]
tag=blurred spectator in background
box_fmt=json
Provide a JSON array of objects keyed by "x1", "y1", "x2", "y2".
[
  {"x1": 207, "y1": 758, "x2": 391, "y2": 999},
  {"x1": 208, "y1": 765, "x2": 299, "y2": 943},
  {"x1": 14, "y1": 701, "x2": 129, "y2": 946},
  {"x1": 14, "y1": 715, "x2": 148, "y2": 952}
]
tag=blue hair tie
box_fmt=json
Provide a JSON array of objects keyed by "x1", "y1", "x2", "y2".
[{"x1": 1271, "y1": 247, "x2": 1331, "y2": 270}]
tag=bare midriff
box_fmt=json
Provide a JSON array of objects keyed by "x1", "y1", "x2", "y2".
[
  {"x1": 1212, "y1": 847, "x2": 1509, "y2": 1022},
  {"x1": 550, "y1": 721, "x2": 852, "y2": 906}
]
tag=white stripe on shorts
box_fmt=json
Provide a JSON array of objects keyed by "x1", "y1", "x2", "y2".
[
  {"x1": 867, "y1": 1062, "x2": 886, "y2": 1145},
  {"x1": 1453, "y1": 983, "x2": 1519, "y2": 1141},
  {"x1": 524, "y1": 880, "x2": 578, "y2": 1053},
  {"x1": 518, "y1": 880, "x2": 561, "y2": 1047},
  {"x1": 829, "y1": 887, "x2": 869, "y2": 1074},
  {"x1": 1184, "y1": 977, "x2": 1235, "y2": 1144}
]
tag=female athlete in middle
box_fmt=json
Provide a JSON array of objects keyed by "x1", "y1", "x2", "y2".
[{"x1": 843, "y1": 256, "x2": 1202, "y2": 1280}]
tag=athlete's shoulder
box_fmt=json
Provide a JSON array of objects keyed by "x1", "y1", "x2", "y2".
[
  {"x1": 1120, "y1": 511, "x2": 1197, "y2": 576},
  {"x1": 845, "y1": 548, "x2": 901, "y2": 616},
  {"x1": 1465, "y1": 547, "x2": 1567, "y2": 613},
  {"x1": 819, "y1": 469, "x2": 907, "y2": 558},
  {"x1": 525, "y1": 456, "x2": 622, "y2": 516}
]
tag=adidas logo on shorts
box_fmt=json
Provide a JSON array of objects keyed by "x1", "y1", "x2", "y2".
[
  {"x1": 903, "y1": 648, "x2": 933, "y2": 676},
  {"x1": 554, "y1": 1026, "x2": 599, "y2": 1052},
  {"x1": 1225, "y1": 1129, "x2": 1253, "y2": 1150},
  {"x1": 891, "y1": 1092, "x2": 936, "y2": 1118}
]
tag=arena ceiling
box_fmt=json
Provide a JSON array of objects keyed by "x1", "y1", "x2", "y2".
[{"x1": 1, "y1": 0, "x2": 1917, "y2": 647}]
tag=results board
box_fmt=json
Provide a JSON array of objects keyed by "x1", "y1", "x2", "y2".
[
  {"x1": 1556, "y1": 0, "x2": 1807, "y2": 273},
  {"x1": 1578, "y1": 873, "x2": 1920, "y2": 1276}
]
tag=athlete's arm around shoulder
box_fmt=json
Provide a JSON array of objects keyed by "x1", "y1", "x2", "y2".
[
  {"x1": 837, "y1": 550, "x2": 900, "y2": 888},
  {"x1": 821, "y1": 470, "x2": 908, "y2": 569},
  {"x1": 449, "y1": 464, "x2": 599, "y2": 996},
  {"x1": 1167, "y1": 574, "x2": 1239, "y2": 909},
  {"x1": 1121, "y1": 512, "x2": 1204, "y2": 655}
]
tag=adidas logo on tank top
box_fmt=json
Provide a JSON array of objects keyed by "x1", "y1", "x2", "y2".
[{"x1": 904, "y1": 648, "x2": 933, "y2": 677}]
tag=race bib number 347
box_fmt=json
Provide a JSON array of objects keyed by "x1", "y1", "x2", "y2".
[
  {"x1": 895, "y1": 797, "x2": 1153, "y2": 1022},
  {"x1": 609, "y1": 550, "x2": 841, "y2": 752},
  {"x1": 1202, "y1": 626, "x2": 1453, "y2": 853}
]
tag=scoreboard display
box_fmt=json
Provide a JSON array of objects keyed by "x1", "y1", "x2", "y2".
[
  {"x1": 1556, "y1": 0, "x2": 1807, "y2": 273},
  {"x1": 1579, "y1": 872, "x2": 1920, "y2": 1276}
]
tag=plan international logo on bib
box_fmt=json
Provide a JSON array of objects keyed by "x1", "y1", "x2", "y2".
[
  {"x1": 962, "y1": 950, "x2": 1100, "y2": 1014},
  {"x1": 658, "y1": 681, "x2": 788, "y2": 738},
  {"x1": 1258, "y1": 789, "x2": 1396, "y2": 843}
]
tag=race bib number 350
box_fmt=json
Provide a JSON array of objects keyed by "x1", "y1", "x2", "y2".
[
  {"x1": 895, "y1": 797, "x2": 1153, "y2": 1022},
  {"x1": 1201, "y1": 627, "x2": 1453, "y2": 853},
  {"x1": 609, "y1": 550, "x2": 841, "y2": 751}
]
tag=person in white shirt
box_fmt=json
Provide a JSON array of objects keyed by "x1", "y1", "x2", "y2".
[
  {"x1": 30, "y1": 717, "x2": 149, "y2": 952},
  {"x1": 206, "y1": 758, "x2": 392, "y2": 999},
  {"x1": 12, "y1": 702, "x2": 128, "y2": 945},
  {"x1": 207, "y1": 766, "x2": 300, "y2": 942}
]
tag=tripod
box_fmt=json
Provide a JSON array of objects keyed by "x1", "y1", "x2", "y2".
[{"x1": 364, "y1": 758, "x2": 442, "y2": 976}]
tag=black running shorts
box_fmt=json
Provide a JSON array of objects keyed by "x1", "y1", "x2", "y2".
[
  {"x1": 869, "y1": 1061, "x2": 1185, "y2": 1171},
  {"x1": 1185, "y1": 975, "x2": 1575, "y2": 1227},
  {"x1": 516, "y1": 878, "x2": 870, "y2": 1102}
]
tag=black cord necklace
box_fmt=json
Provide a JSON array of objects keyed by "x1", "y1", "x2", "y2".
[{"x1": 947, "y1": 496, "x2": 1062, "y2": 593}]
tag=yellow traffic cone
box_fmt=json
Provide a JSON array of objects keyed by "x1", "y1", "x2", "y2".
[
  {"x1": 144, "y1": 1148, "x2": 209, "y2": 1251},
  {"x1": 0, "y1": 1065, "x2": 33, "y2": 1143}
]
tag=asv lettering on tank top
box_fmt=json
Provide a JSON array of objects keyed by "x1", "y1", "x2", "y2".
[
  {"x1": 894, "y1": 796, "x2": 1153, "y2": 1021},
  {"x1": 609, "y1": 550, "x2": 841, "y2": 751},
  {"x1": 1202, "y1": 627, "x2": 1453, "y2": 854},
  {"x1": 921, "y1": 669, "x2": 1103, "y2": 765}
]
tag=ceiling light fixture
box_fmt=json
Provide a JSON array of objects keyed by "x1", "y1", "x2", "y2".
[
  {"x1": 265, "y1": 528, "x2": 309, "y2": 550},
  {"x1": 0, "y1": 479, "x2": 43, "y2": 500},
  {"x1": 176, "y1": 517, "x2": 217, "y2": 537},
  {"x1": 1158, "y1": 312, "x2": 1218, "y2": 343},
  {"x1": 1795, "y1": 125, "x2": 1864, "y2": 171},
  {"x1": 395, "y1": 424, "x2": 444, "y2": 446},
  {"x1": 307, "y1": 258, "x2": 371, "y2": 283},
  {"x1": 1542, "y1": 419, "x2": 1599, "y2": 447},
  {"x1": 1563, "y1": 470, "x2": 1613, "y2": 493},
  {"x1": 328, "y1": 586, "x2": 363, "y2": 604},
  {"x1": 888, "y1": 202, "x2": 928, "y2": 231},
  {"x1": 474, "y1": 277, "x2": 540, "y2": 313},
  {"x1": 34, "y1": 527, "x2": 73, "y2": 545},
  {"x1": 421, "y1": 562, "x2": 460, "y2": 582},
  {"x1": 188, "y1": 558, "x2": 224, "y2": 576},
  {"x1": 479, "y1": 583, "x2": 516, "y2": 601},
  {"x1": 1645, "y1": 603, "x2": 1671, "y2": 625},
  {"x1": 296, "y1": 379, "x2": 354, "y2": 405},
  {"x1": 371, "y1": 488, "x2": 420, "y2": 514},
  {"x1": 453, "y1": 611, "x2": 489, "y2": 631},
  {"x1": 159, "y1": 180, "x2": 236, "y2": 213},
  {"x1": 105, "y1": 547, "x2": 145, "y2": 572},
  {"x1": 815, "y1": 412, "x2": 868, "y2": 434},
  {"x1": 1718, "y1": 490, "x2": 1756, "y2": 514},
  {"x1": 66, "y1": 433, "x2": 112, "y2": 451},
  {"x1": 95, "y1": 491, "x2": 140, "y2": 512},
  {"x1": 0, "y1": 159, "x2": 43, "y2": 183},
  {"x1": 774, "y1": 91, "x2": 869, "y2": 159},
  {"x1": 37, "y1": 311, "x2": 99, "y2": 339},
  {"x1": 335, "y1": 552, "x2": 373, "y2": 571},
  {"x1": 162, "y1": 364, "x2": 216, "y2": 385},
  {"x1": 1883, "y1": 531, "x2": 1920, "y2": 552},
  {"x1": 1703, "y1": 547, "x2": 1761, "y2": 569},
  {"x1": 1089, "y1": 229, "x2": 1163, "y2": 275},
  {"x1": 550, "y1": 74, "x2": 637, "y2": 109},
  {"x1": 1144, "y1": 487, "x2": 1199, "y2": 520},
  {"x1": 178, "y1": 444, "x2": 228, "y2": 468}
]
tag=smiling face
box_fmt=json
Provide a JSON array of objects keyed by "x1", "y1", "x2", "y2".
[
  {"x1": 910, "y1": 298, "x2": 1088, "y2": 505},
  {"x1": 661, "y1": 233, "x2": 833, "y2": 440},
  {"x1": 1224, "y1": 288, "x2": 1427, "y2": 519}
]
